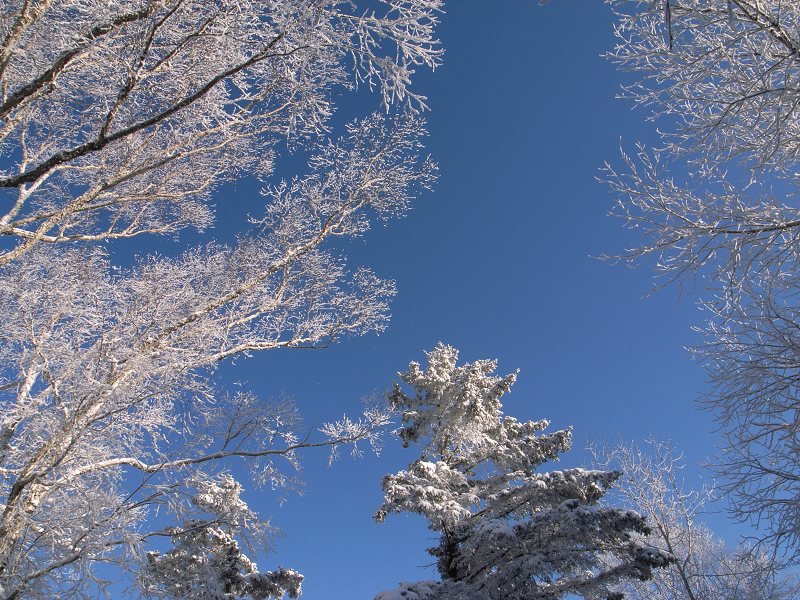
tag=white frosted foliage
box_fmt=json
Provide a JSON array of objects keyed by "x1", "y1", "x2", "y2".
[
  {"x1": 604, "y1": 0, "x2": 800, "y2": 561},
  {"x1": 0, "y1": 0, "x2": 440, "y2": 595},
  {"x1": 375, "y1": 345, "x2": 670, "y2": 600},
  {"x1": 141, "y1": 475, "x2": 303, "y2": 600}
]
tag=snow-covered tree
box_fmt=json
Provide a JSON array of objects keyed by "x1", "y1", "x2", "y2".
[
  {"x1": 140, "y1": 475, "x2": 304, "y2": 600},
  {"x1": 0, "y1": 1, "x2": 441, "y2": 597},
  {"x1": 0, "y1": 110, "x2": 430, "y2": 599},
  {"x1": 374, "y1": 344, "x2": 670, "y2": 600},
  {"x1": 603, "y1": 0, "x2": 800, "y2": 561},
  {"x1": 0, "y1": 0, "x2": 442, "y2": 266},
  {"x1": 592, "y1": 439, "x2": 799, "y2": 600}
]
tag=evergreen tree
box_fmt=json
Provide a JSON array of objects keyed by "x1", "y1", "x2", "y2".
[{"x1": 375, "y1": 344, "x2": 670, "y2": 600}]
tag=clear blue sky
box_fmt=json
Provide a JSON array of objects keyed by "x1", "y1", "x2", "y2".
[{"x1": 154, "y1": 1, "x2": 729, "y2": 597}]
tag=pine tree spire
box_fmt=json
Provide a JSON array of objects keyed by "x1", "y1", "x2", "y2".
[{"x1": 375, "y1": 344, "x2": 671, "y2": 600}]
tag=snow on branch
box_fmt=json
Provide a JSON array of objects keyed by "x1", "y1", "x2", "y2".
[{"x1": 374, "y1": 344, "x2": 671, "y2": 600}]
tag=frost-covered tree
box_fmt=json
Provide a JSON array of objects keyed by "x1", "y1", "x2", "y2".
[
  {"x1": 0, "y1": 110, "x2": 432, "y2": 600},
  {"x1": 603, "y1": 0, "x2": 800, "y2": 561},
  {"x1": 0, "y1": 0, "x2": 441, "y2": 266},
  {"x1": 374, "y1": 345, "x2": 670, "y2": 600},
  {"x1": 140, "y1": 476, "x2": 304, "y2": 599},
  {"x1": 593, "y1": 439, "x2": 799, "y2": 600},
  {"x1": 0, "y1": 1, "x2": 442, "y2": 597}
]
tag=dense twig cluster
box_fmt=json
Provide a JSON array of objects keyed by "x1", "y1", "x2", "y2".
[
  {"x1": 0, "y1": 1, "x2": 441, "y2": 597},
  {"x1": 606, "y1": 0, "x2": 800, "y2": 564}
]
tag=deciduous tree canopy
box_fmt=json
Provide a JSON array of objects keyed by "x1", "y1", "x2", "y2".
[
  {"x1": 606, "y1": 0, "x2": 800, "y2": 562},
  {"x1": 0, "y1": 1, "x2": 440, "y2": 597}
]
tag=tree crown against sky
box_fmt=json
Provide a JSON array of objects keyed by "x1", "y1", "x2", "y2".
[
  {"x1": 0, "y1": 0, "x2": 442, "y2": 266},
  {"x1": 0, "y1": 1, "x2": 442, "y2": 597},
  {"x1": 374, "y1": 345, "x2": 670, "y2": 600},
  {"x1": 593, "y1": 439, "x2": 799, "y2": 600},
  {"x1": 4, "y1": 0, "x2": 800, "y2": 597},
  {"x1": 604, "y1": 0, "x2": 800, "y2": 564}
]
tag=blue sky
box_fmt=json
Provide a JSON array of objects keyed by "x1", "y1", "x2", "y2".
[{"x1": 202, "y1": 1, "x2": 733, "y2": 597}]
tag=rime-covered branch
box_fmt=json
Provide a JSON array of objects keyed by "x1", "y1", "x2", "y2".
[
  {"x1": 605, "y1": 0, "x2": 800, "y2": 564},
  {"x1": 0, "y1": 1, "x2": 441, "y2": 595},
  {"x1": 0, "y1": 0, "x2": 442, "y2": 265}
]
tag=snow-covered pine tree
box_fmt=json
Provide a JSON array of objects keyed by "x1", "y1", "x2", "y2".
[
  {"x1": 374, "y1": 344, "x2": 670, "y2": 600},
  {"x1": 140, "y1": 475, "x2": 303, "y2": 600}
]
